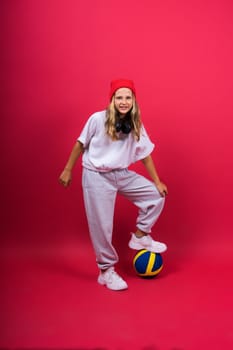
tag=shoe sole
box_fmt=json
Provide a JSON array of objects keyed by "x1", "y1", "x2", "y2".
[
  {"x1": 128, "y1": 242, "x2": 167, "y2": 253},
  {"x1": 98, "y1": 277, "x2": 128, "y2": 291}
]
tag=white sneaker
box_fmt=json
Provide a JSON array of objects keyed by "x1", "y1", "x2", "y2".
[
  {"x1": 98, "y1": 267, "x2": 128, "y2": 291},
  {"x1": 128, "y1": 233, "x2": 167, "y2": 253}
]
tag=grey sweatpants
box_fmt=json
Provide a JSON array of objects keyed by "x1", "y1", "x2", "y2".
[{"x1": 82, "y1": 168, "x2": 165, "y2": 270}]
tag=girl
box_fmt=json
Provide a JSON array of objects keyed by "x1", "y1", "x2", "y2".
[{"x1": 59, "y1": 79, "x2": 168, "y2": 291}]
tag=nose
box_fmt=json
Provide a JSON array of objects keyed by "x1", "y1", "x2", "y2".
[{"x1": 121, "y1": 98, "x2": 128, "y2": 104}]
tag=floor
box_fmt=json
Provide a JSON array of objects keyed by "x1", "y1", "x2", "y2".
[{"x1": 1, "y1": 233, "x2": 232, "y2": 350}]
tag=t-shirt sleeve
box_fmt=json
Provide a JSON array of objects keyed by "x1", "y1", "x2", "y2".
[
  {"x1": 77, "y1": 114, "x2": 98, "y2": 148},
  {"x1": 134, "y1": 125, "x2": 155, "y2": 161}
]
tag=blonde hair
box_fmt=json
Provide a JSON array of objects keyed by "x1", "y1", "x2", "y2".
[{"x1": 105, "y1": 96, "x2": 142, "y2": 141}]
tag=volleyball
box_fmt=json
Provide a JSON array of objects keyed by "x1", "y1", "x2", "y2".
[{"x1": 133, "y1": 249, "x2": 163, "y2": 277}]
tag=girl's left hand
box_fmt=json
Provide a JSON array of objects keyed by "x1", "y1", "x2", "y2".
[{"x1": 155, "y1": 181, "x2": 168, "y2": 197}]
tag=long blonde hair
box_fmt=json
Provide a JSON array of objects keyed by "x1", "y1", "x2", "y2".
[{"x1": 105, "y1": 96, "x2": 142, "y2": 141}]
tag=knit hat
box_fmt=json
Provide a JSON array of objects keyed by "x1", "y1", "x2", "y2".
[{"x1": 109, "y1": 79, "x2": 136, "y2": 100}]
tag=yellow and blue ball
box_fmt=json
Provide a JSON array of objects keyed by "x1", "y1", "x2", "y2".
[{"x1": 133, "y1": 249, "x2": 163, "y2": 277}]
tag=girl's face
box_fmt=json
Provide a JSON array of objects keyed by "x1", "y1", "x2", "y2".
[{"x1": 114, "y1": 88, "x2": 133, "y2": 116}]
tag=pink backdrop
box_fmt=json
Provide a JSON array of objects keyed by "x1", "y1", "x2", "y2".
[
  {"x1": 2, "y1": 0, "x2": 233, "y2": 348},
  {"x1": 2, "y1": 0, "x2": 233, "y2": 255}
]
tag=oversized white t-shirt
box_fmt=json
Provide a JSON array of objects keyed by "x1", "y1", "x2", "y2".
[{"x1": 78, "y1": 110, "x2": 154, "y2": 172}]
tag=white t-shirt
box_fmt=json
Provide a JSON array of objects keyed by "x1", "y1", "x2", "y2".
[{"x1": 78, "y1": 110, "x2": 154, "y2": 172}]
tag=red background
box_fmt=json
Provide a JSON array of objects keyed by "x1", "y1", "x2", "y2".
[{"x1": 1, "y1": 0, "x2": 233, "y2": 349}]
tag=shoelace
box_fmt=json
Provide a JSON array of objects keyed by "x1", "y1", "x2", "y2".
[{"x1": 108, "y1": 269, "x2": 123, "y2": 282}]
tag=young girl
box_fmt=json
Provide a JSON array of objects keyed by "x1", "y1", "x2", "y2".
[{"x1": 59, "y1": 79, "x2": 168, "y2": 291}]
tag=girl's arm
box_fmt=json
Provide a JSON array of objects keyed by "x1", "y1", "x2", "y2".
[
  {"x1": 141, "y1": 155, "x2": 168, "y2": 197},
  {"x1": 59, "y1": 141, "x2": 84, "y2": 187}
]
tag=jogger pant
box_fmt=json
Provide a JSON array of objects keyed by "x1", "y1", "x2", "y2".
[{"x1": 82, "y1": 168, "x2": 165, "y2": 270}]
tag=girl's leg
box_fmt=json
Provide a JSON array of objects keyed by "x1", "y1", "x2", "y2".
[
  {"x1": 118, "y1": 170, "x2": 165, "y2": 233},
  {"x1": 117, "y1": 169, "x2": 167, "y2": 252},
  {"x1": 82, "y1": 168, "x2": 118, "y2": 270}
]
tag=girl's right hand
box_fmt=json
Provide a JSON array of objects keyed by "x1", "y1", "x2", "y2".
[{"x1": 59, "y1": 169, "x2": 72, "y2": 187}]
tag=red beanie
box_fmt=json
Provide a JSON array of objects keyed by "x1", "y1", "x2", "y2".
[{"x1": 109, "y1": 79, "x2": 136, "y2": 100}]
